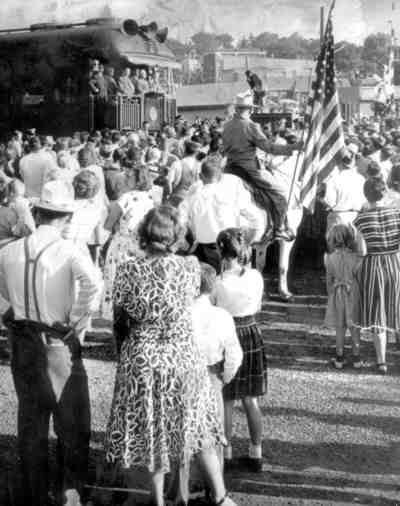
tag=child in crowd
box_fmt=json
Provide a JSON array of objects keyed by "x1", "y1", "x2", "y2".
[
  {"x1": 192, "y1": 262, "x2": 243, "y2": 450},
  {"x1": 214, "y1": 228, "x2": 266, "y2": 473},
  {"x1": 177, "y1": 262, "x2": 243, "y2": 501},
  {"x1": 324, "y1": 223, "x2": 363, "y2": 369},
  {"x1": 8, "y1": 179, "x2": 35, "y2": 237}
]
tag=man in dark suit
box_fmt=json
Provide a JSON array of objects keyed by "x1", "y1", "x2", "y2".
[{"x1": 245, "y1": 70, "x2": 266, "y2": 108}]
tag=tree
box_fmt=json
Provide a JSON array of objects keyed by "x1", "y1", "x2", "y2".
[
  {"x1": 252, "y1": 31, "x2": 279, "y2": 52},
  {"x1": 166, "y1": 38, "x2": 189, "y2": 61},
  {"x1": 215, "y1": 33, "x2": 234, "y2": 50},
  {"x1": 237, "y1": 34, "x2": 256, "y2": 50},
  {"x1": 334, "y1": 42, "x2": 362, "y2": 73},
  {"x1": 191, "y1": 32, "x2": 220, "y2": 55},
  {"x1": 362, "y1": 33, "x2": 390, "y2": 74}
]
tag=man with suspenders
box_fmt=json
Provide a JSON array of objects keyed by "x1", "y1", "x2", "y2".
[{"x1": 0, "y1": 180, "x2": 102, "y2": 506}]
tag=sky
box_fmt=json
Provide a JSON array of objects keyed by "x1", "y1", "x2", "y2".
[{"x1": 1, "y1": 0, "x2": 400, "y2": 44}]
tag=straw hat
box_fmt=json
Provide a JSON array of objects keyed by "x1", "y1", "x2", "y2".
[{"x1": 34, "y1": 180, "x2": 76, "y2": 213}]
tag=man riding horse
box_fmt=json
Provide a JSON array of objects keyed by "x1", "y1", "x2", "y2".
[{"x1": 223, "y1": 92, "x2": 299, "y2": 243}]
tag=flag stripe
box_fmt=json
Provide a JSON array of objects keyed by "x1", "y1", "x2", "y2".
[
  {"x1": 318, "y1": 135, "x2": 345, "y2": 181},
  {"x1": 298, "y1": 13, "x2": 344, "y2": 212},
  {"x1": 322, "y1": 99, "x2": 339, "y2": 131},
  {"x1": 320, "y1": 124, "x2": 342, "y2": 160}
]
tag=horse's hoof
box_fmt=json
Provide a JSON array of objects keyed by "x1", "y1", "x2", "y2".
[{"x1": 278, "y1": 291, "x2": 294, "y2": 303}]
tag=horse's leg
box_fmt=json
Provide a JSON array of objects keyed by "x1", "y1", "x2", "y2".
[
  {"x1": 278, "y1": 209, "x2": 303, "y2": 298},
  {"x1": 253, "y1": 242, "x2": 269, "y2": 272},
  {"x1": 278, "y1": 238, "x2": 296, "y2": 297}
]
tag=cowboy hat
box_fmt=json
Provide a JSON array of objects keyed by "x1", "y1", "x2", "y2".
[
  {"x1": 34, "y1": 180, "x2": 76, "y2": 214},
  {"x1": 234, "y1": 92, "x2": 254, "y2": 109}
]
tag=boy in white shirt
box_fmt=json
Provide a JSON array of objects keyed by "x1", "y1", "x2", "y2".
[
  {"x1": 192, "y1": 263, "x2": 243, "y2": 457},
  {"x1": 168, "y1": 263, "x2": 242, "y2": 504}
]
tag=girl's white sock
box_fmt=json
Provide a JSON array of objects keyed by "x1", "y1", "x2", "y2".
[
  {"x1": 224, "y1": 444, "x2": 233, "y2": 460},
  {"x1": 249, "y1": 443, "x2": 262, "y2": 459}
]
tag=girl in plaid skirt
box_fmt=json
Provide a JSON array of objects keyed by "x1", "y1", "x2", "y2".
[{"x1": 215, "y1": 228, "x2": 267, "y2": 473}]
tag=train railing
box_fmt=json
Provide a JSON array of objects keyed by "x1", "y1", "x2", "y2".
[
  {"x1": 89, "y1": 92, "x2": 176, "y2": 131},
  {"x1": 163, "y1": 96, "x2": 176, "y2": 126},
  {"x1": 116, "y1": 95, "x2": 142, "y2": 130}
]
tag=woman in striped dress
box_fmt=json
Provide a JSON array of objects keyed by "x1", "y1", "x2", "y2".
[{"x1": 353, "y1": 177, "x2": 400, "y2": 374}]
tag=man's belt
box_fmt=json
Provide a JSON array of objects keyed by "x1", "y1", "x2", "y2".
[{"x1": 3, "y1": 307, "x2": 76, "y2": 344}]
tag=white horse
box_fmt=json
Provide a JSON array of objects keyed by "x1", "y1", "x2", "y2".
[{"x1": 248, "y1": 151, "x2": 304, "y2": 300}]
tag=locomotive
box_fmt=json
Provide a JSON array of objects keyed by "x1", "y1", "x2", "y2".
[{"x1": 0, "y1": 17, "x2": 179, "y2": 134}]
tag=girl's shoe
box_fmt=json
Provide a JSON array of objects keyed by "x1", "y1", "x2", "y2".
[
  {"x1": 352, "y1": 356, "x2": 364, "y2": 369},
  {"x1": 377, "y1": 363, "x2": 388, "y2": 375},
  {"x1": 331, "y1": 355, "x2": 345, "y2": 369}
]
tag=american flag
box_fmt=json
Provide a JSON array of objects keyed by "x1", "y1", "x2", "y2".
[{"x1": 298, "y1": 5, "x2": 344, "y2": 211}]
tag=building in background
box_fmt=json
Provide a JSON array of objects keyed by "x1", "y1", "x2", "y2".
[
  {"x1": 181, "y1": 48, "x2": 202, "y2": 84},
  {"x1": 202, "y1": 51, "x2": 314, "y2": 83},
  {"x1": 176, "y1": 76, "x2": 310, "y2": 121}
]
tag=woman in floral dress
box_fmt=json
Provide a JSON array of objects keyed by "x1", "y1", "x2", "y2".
[{"x1": 105, "y1": 205, "x2": 235, "y2": 506}]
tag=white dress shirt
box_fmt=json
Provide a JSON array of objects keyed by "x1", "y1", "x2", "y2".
[
  {"x1": 215, "y1": 267, "x2": 264, "y2": 317},
  {"x1": 179, "y1": 174, "x2": 266, "y2": 244},
  {"x1": 85, "y1": 164, "x2": 110, "y2": 245},
  {"x1": 20, "y1": 151, "x2": 57, "y2": 198},
  {"x1": 192, "y1": 295, "x2": 243, "y2": 384},
  {"x1": 324, "y1": 166, "x2": 366, "y2": 219},
  {"x1": 379, "y1": 159, "x2": 392, "y2": 182},
  {"x1": 63, "y1": 198, "x2": 103, "y2": 247},
  {"x1": 0, "y1": 225, "x2": 102, "y2": 333}
]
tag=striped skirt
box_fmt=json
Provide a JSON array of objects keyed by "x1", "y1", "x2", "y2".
[
  {"x1": 223, "y1": 315, "x2": 268, "y2": 401},
  {"x1": 354, "y1": 252, "x2": 400, "y2": 333}
]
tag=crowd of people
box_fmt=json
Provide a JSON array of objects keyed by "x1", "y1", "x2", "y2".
[
  {"x1": 88, "y1": 60, "x2": 166, "y2": 102},
  {"x1": 0, "y1": 93, "x2": 400, "y2": 506}
]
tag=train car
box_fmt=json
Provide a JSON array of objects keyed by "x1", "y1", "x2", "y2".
[{"x1": 0, "y1": 17, "x2": 179, "y2": 134}]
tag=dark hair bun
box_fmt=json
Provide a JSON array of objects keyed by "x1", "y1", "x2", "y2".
[
  {"x1": 217, "y1": 227, "x2": 246, "y2": 262},
  {"x1": 363, "y1": 176, "x2": 386, "y2": 203}
]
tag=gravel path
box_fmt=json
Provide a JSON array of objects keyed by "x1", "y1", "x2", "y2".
[{"x1": 0, "y1": 268, "x2": 399, "y2": 505}]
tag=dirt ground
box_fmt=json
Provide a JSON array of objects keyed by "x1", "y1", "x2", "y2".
[{"x1": 0, "y1": 266, "x2": 400, "y2": 505}]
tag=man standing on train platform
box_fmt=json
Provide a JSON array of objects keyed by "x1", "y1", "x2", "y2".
[
  {"x1": 118, "y1": 67, "x2": 136, "y2": 97},
  {"x1": 0, "y1": 180, "x2": 102, "y2": 506},
  {"x1": 104, "y1": 66, "x2": 119, "y2": 99},
  {"x1": 222, "y1": 92, "x2": 299, "y2": 243},
  {"x1": 94, "y1": 64, "x2": 107, "y2": 101}
]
